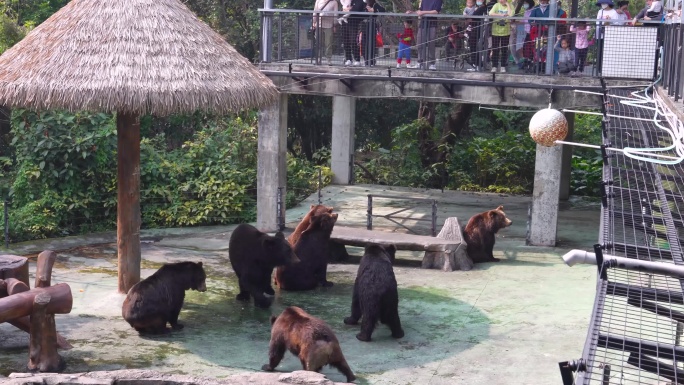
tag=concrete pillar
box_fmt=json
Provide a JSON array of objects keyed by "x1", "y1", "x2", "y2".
[
  {"x1": 331, "y1": 96, "x2": 356, "y2": 185},
  {"x1": 529, "y1": 144, "x2": 563, "y2": 246},
  {"x1": 257, "y1": 94, "x2": 288, "y2": 232},
  {"x1": 559, "y1": 111, "x2": 575, "y2": 201}
]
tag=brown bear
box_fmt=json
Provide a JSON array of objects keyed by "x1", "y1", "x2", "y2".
[
  {"x1": 262, "y1": 306, "x2": 355, "y2": 382},
  {"x1": 275, "y1": 205, "x2": 338, "y2": 291},
  {"x1": 344, "y1": 243, "x2": 404, "y2": 342},
  {"x1": 122, "y1": 261, "x2": 206, "y2": 334},
  {"x1": 462, "y1": 205, "x2": 512, "y2": 263},
  {"x1": 229, "y1": 224, "x2": 300, "y2": 308}
]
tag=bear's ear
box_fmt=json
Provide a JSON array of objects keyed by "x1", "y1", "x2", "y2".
[
  {"x1": 274, "y1": 231, "x2": 285, "y2": 239},
  {"x1": 197, "y1": 261, "x2": 203, "y2": 267},
  {"x1": 327, "y1": 206, "x2": 334, "y2": 213},
  {"x1": 385, "y1": 244, "x2": 397, "y2": 264},
  {"x1": 496, "y1": 205, "x2": 504, "y2": 211},
  {"x1": 270, "y1": 315, "x2": 278, "y2": 325},
  {"x1": 310, "y1": 204, "x2": 316, "y2": 210}
]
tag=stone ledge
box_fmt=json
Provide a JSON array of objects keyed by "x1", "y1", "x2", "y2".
[{"x1": 6, "y1": 370, "x2": 353, "y2": 385}]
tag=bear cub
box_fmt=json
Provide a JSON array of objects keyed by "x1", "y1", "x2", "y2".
[
  {"x1": 275, "y1": 205, "x2": 338, "y2": 291},
  {"x1": 262, "y1": 306, "x2": 355, "y2": 382},
  {"x1": 344, "y1": 243, "x2": 404, "y2": 342},
  {"x1": 122, "y1": 261, "x2": 207, "y2": 334},
  {"x1": 462, "y1": 205, "x2": 512, "y2": 263},
  {"x1": 229, "y1": 223, "x2": 299, "y2": 308}
]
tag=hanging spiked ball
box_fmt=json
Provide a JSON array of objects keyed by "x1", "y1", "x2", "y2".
[{"x1": 529, "y1": 108, "x2": 568, "y2": 147}]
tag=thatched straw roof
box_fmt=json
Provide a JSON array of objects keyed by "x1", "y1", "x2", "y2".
[{"x1": 0, "y1": 0, "x2": 279, "y2": 116}]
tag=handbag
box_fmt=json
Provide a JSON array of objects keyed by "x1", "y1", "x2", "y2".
[{"x1": 375, "y1": 30, "x2": 384, "y2": 47}]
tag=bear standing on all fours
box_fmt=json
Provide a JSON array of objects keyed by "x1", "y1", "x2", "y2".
[
  {"x1": 122, "y1": 261, "x2": 207, "y2": 334},
  {"x1": 275, "y1": 205, "x2": 338, "y2": 291},
  {"x1": 229, "y1": 224, "x2": 300, "y2": 308},
  {"x1": 462, "y1": 205, "x2": 513, "y2": 263},
  {"x1": 262, "y1": 306, "x2": 356, "y2": 383},
  {"x1": 344, "y1": 243, "x2": 404, "y2": 342}
]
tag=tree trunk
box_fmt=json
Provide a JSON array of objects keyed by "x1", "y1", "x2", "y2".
[
  {"x1": 117, "y1": 112, "x2": 141, "y2": 294},
  {"x1": 27, "y1": 292, "x2": 65, "y2": 372},
  {"x1": 0, "y1": 106, "x2": 10, "y2": 158},
  {"x1": 417, "y1": 103, "x2": 474, "y2": 188}
]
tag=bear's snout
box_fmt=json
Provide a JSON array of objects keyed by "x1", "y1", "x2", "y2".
[{"x1": 196, "y1": 281, "x2": 207, "y2": 292}]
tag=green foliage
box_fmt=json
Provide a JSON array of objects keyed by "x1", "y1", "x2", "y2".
[
  {"x1": 355, "y1": 119, "x2": 442, "y2": 187},
  {"x1": 0, "y1": 13, "x2": 26, "y2": 53},
  {"x1": 8, "y1": 109, "x2": 118, "y2": 239},
  {"x1": 569, "y1": 113, "x2": 603, "y2": 196},
  {"x1": 4, "y1": 109, "x2": 329, "y2": 242},
  {"x1": 449, "y1": 131, "x2": 536, "y2": 193},
  {"x1": 570, "y1": 155, "x2": 603, "y2": 196}
]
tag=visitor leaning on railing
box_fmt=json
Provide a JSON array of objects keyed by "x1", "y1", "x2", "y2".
[{"x1": 312, "y1": 0, "x2": 339, "y2": 66}]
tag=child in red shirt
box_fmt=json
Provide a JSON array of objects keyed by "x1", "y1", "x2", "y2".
[{"x1": 396, "y1": 19, "x2": 415, "y2": 68}]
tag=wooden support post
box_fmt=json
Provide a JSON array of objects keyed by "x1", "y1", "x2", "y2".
[
  {"x1": 117, "y1": 112, "x2": 142, "y2": 294},
  {"x1": 27, "y1": 292, "x2": 65, "y2": 372},
  {"x1": 0, "y1": 254, "x2": 29, "y2": 287},
  {"x1": 35, "y1": 250, "x2": 56, "y2": 288}
]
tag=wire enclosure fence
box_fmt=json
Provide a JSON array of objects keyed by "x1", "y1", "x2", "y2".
[
  {"x1": 662, "y1": 22, "x2": 684, "y2": 101},
  {"x1": 563, "y1": 86, "x2": 684, "y2": 384},
  {"x1": 260, "y1": 10, "x2": 663, "y2": 79}
]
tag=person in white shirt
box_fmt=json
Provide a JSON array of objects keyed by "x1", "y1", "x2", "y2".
[
  {"x1": 313, "y1": 0, "x2": 340, "y2": 65},
  {"x1": 596, "y1": 0, "x2": 620, "y2": 74}
]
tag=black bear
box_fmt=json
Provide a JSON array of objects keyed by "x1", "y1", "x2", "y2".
[
  {"x1": 462, "y1": 205, "x2": 513, "y2": 263},
  {"x1": 262, "y1": 306, "x2": 356, "y2": 382},
  {"x1": 344, "y1": 244, "x2": 404, "y2": 342},
  {"x1": 275, "y1": 205, "x2": 338, "y2": 291},
  {"x1": 122, "y1": 261, "x2": 206, "y2": 334},
  {"x1": 229, "y1": 224, "x2": 299, "y2": 308}
]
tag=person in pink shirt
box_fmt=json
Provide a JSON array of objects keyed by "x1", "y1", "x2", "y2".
[{"x1": 570, "y1": 20, "x2": 592, "y2": 74}]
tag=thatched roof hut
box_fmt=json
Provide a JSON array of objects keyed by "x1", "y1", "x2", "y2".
[
  {"x1": 0, "y1": 0, "x2": 278, "y2": 115},
  {"x1": 0, "y1": 0, "x2": 279, "y2": 294}
]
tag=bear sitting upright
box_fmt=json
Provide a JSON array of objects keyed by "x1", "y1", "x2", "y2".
[
  {"x1": 122, "y1": 261, "x2": 206, "y2": 334},
  {"x1": 344, "y1": 243, "x2": 404, "y2": 342},
  {"x1": 275, "y1": 205, "x2": 338, "y2": 291},
  {"x1": 262, "y1": 306, "x2": 356, "y2": 383},
  {"x1": 462, "y1": 205, "x2": 512, "y2": 263},
  {"x1": 229, "y1": 224, "x2": 299, "y2": 308}
]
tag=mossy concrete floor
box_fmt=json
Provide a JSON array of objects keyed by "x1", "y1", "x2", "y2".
[{"x1": 0, "y1": 185, "x2": 598, "y2": 384}]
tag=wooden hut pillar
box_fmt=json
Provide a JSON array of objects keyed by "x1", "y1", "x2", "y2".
[{"x1": 116, "y1": 112, "x2": 141, "y2": 294}]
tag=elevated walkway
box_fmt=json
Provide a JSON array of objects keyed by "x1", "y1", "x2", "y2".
[{"x1": 260, "y1": 62, "x2": 642, "y2": 108}]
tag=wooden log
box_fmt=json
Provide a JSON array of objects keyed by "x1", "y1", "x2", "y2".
[
  {"x1": 0, "y1": 284, "x2": 72, "y2": 323},
  {"x1": 0, "y1": 254, "x2": 30, "y2": 288},
  {"x1": 422, "y1": 217, "x2": 473, "y2": 272},
  {"x1": 27, "y1": 292, "x2": 65, "y2": 372},
  {"x1": 35, "y1": 250, "x2": 57, "y2": 288},
  {"x1": 0, "y1": 279, "x2": 72, "y2": 349},
  {"x1": 0, "y1": 278, "x2": 29, "y2": 297},
  {"x1": 117, "y1": 112, "x2": 142, "y2": 294}
]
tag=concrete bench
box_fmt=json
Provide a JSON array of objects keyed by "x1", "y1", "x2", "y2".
[{"x1": 329, "y1": 217, "x2": 473, "y2": 271}]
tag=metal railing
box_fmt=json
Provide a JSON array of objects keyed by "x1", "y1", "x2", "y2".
[
  {"x1": 661, "y1": 21, "x2": 684, "y2": 101},
  {"x1": 366, "y1": 194, "x2": 437, "y2": 236},
  {"x1": 260, "y1": 10, "x2": 663, "y2": 80}
]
